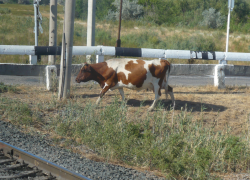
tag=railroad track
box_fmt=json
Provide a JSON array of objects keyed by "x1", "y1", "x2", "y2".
[{"x1": 0, "y1": 140, "x2": 91, "y2": 180}]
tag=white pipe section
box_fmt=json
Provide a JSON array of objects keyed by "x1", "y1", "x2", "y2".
[
  {"x1": 0, "y1": 45, "x2": 250, "y2": 62},
  {"x1": 0, "y1": 45, "x2": 35, "y2": 55},
  {"x1": 141, "y1": 48, "x2": 165, "y2": 58},
  {"x1": 224, "y1": 52, "x2": 250, "y2": 61},
  {"x1": 165, "y1": 50, "x2": 191, "y2": 59},
  {"x1": 73, "y1": 46, "x2": 102, "y2": 56},
  {"x1": 101, "y1": 46, "x2": 116, "y2": 56}
]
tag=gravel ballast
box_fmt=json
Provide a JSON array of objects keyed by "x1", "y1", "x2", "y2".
[{"x1": 0, "y1": 120, "x2": 166, "y2": 180}]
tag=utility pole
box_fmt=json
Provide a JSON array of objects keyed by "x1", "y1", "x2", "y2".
[
  {"x1": 48, "y1": 0, "x2": 57, "y2": 65},
  {"x1": 58, "y1": 0, "x2": 76, "y2": 99},
  {"x1": 223, "y1": 0, "x2": 234, "y2": 64},
  {"x1": 30, "y1": 0, "x2": 43, "y2": 64},
  {"x1": 86, "y1": 0, "x2": 96, "y2": 63},
  {"x1": 116, "y1": 0, "x2": 122, "y2": 48},
  {"x1": 33, "y1": 0, "x2": 39, "y2": 46}
]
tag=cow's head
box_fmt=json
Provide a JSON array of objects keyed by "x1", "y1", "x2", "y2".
[{"x1": 75, "y1": 63, "x2": 94, "y2": 83}]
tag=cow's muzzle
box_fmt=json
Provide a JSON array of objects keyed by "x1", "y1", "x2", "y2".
[{"x1": 75, "y1": 78, "x2": 80, "y2": 83}]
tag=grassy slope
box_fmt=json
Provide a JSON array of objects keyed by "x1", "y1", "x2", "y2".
[
  {"x1": 0, "y1": 3, "x2": 249, "y2": 65},
  {"x1": 0, "y1": 83, "x2": 250, "y2": 179}
]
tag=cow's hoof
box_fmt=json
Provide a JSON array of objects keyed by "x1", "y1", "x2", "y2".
[
  {"x1": 96, "y1": 97, "x2": 101, "y2": 105},
  {"x1": 147, "y1": 107, "x2": 154, "y2": 112}
]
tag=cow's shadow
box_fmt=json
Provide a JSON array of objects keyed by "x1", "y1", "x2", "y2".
[
  {"x1": 77, "y1": 94, "x2": 100, "y2": 98},
  {"x1": 75, "y1": 93, "x2": 227, "y2": 112},
  {"x1": 175, "y1": 91, "x2": 245, "y2": 95},
  {"x1": 127, "y1": 99, "x2": 226, "y2": 112},
  {"x1": 73, "y1": 93, "x2": 115, "y2": 99}
]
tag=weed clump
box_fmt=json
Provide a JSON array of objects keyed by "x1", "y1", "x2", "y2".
[
  {"x1": 0, "y1": 82, "x2": 18, "y2": 93},
  {"x1": 53, "y1": 98, "x2": 250, "y2": 179},
  {"x1": 0, "y1": 97, "x2": 32, "y2": 125}
]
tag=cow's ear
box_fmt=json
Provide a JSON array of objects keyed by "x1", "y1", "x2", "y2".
[
  {"x1": 86, "y1": 64, "x2": 94, "y2": 72},
  {"x1": 85, "y1": 64, "x2": 93, "y2": 72},
  {"x1": 81, "y1": 63, "x2": 87, "y2": 69}
]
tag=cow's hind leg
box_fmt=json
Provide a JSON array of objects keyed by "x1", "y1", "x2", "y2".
[
  {"x1": 118, "y1": 88, "x2": 125, "y2": 100},
  {"x1": 148, "y1": 84, "x2": 161, "y2": 111},
  {"x1": 165, "y1": 85, "x2": 175, "y2": 109}
]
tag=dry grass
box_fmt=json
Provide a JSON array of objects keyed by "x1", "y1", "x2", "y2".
[
  {"x1": 1, "y1": 83, "x2": 250, "y2": 179},
  {"x1": 2, "y1": 83, "x2": 250, "y2": 136}
]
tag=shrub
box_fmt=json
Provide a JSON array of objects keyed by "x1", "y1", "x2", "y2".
[
  {"x1": 52, "y1": 98, "x2": 250, "y2": 179},
  {"x1": 0, "y1": 97, "x2": 33, "y2": 125},
  {"x1": 2, "y1": 0, "x2": 18, "y2": 3},
  {"x1": 200, "y1": 8, "x2": 226, "y2": 29},
  {"x1": 0, "y1": 7, "x2": 10, "y2": 14},
  {"x1": 106, "y1": 0, "x2": 143, "y2": 21},
  {"x1": 0, "y1": 82, "x2": 18, "y2": 93},
  {"x1": 18, "y1": 0, "x2": 30, "y2": 4}
]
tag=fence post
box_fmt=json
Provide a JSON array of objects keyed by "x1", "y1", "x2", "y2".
[
  {"x1": 96, "y1": 45, "x2": 104, "y2": 63},
  {"x1": 96, "y1": 55, "x2": 104, "y2": 63},
  {"x1": 86, "y1": 0, "x2": 96, "y2": 63},
  {"x1": 48, "y1": 0, "x2": 57, "y2": 65},
  {"x1": 214, "y1": 64, "x2": 225, "y2": 89},
  {"x1": 33, "y1": 0, "x2": 38, "y2": 46},
  {"x1": 58, "y1": 0, "x2": 75, "y2": 99},
  {"x1": 45, "y1": 65, "x2": 57, "y2": 91},
  {"x1": 29, "y1": 55, "x2": 37, "y2": 65}
]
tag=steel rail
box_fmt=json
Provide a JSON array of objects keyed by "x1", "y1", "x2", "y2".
[{"x1": 0, "y1": 140, "x2": 91, "y2": 180}]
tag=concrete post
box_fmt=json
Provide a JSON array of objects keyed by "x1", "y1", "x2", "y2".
[
  {"x1": 96, "y1": 45, "x2": 104, "y2": 63},
  {"x1": 58, "y1": 31, "x2": 66, "y2": 99},
  {"x1": 48, "y1": 0, "x2": 57, "y2": 65},
  {"x1": 59, "y1": 0, "x2": 75, "y2": 99},
  {"x1": 96, "y1": 55, "x2": 104, "y2": 63},
  {"x1": 214, "y1": 64, "x2": 225, "y2": 89},
  {"x1": 32, "y1": 0, "x2": 39, "y2": 65},
  {"x1": 45, "y1": 65, "x2": 57, "y2": 91},
  {"x1": 29, "y1": 55, "x2": 37, "y2": 65},
  {"x1": 86, "y1": 0, "x2": 96, "y2": 63}
]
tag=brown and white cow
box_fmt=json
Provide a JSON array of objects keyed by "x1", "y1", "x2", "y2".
[{"x1": 75, "y1": 58, "x2": 175, "y2": 111}]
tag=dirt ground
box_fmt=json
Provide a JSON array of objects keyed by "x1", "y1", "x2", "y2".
[
  {"x1": 1, "y1": 83, "x2": 250, "y2": 179},
  {"x1": 4, "y1": 83, "x2": 250, "y2": 136},
  {"x1": 71, "y1": 83, "x2": 250, "y2": 135}
]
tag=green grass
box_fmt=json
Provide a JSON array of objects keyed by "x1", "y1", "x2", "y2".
[
  {"x1": 0, "y1": 7, "x2": 11, "y2": 14},
  {"x1": 42, "y1": 97, "x2": 250, "y2": 179},
  {"x1": 0, "y1": 97, "x2": 32, "y2": 125},
  {"x1": 0, "y1": 4, "x2": 64, "y2": 15},
  {"x1": 0, "y1": 82, "x2": 18, "y2": 93},
  {"x1": 0, "y1": 84, "x2": 250, "y2": 179}
]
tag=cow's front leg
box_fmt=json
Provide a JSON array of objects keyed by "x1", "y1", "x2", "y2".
[
  {"x1": 148, "y1": 85, "x2": 161, "y2": 111},
  {"x1": 96, "y1": 84, "x2": 110, "y2": 105}
]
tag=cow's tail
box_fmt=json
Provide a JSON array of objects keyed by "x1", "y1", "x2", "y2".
[{"x1": 165, "y1": 64, "x2": 171, "y2": 88}]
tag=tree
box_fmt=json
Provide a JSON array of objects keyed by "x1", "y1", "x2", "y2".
[
  {"x1": 106, "y1": 0, "x2": 143, "y2": 21},
  {"x1": 75, "y1": 0, "x2": 115, "y2": 20},
  {"x1": 232, "y1": 0, "x2": 250, "y2": 23},
  {"x1": 200, "y1": 8, "x2": 226, "y2": 29},
  {"x1": 75, "y1": 0, "x2": 88, "y2": 19},
  {"x1": 2, "y1": 0, "x2": 18, "y2": 3},
  {"x1": 40, "y1": 0, "x2": 49, "y2": 5}
]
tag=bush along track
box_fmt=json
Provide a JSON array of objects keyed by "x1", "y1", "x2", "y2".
[
  {"x1": 53, "y1": 100, "x2": 250, "y2": 179},
  {"x1": 0, "y1": 83, "x2": 250, "y2": 179}
]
